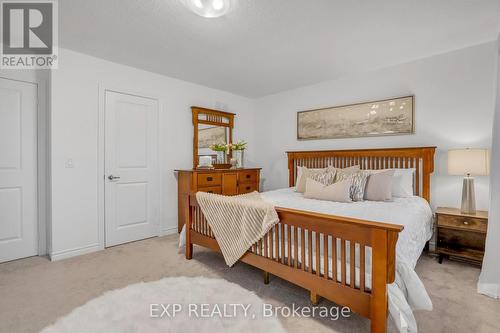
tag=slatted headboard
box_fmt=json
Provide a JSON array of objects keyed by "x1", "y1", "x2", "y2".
[{"x1": 286, "y1": 147, "x2": 436, "y2": 202}]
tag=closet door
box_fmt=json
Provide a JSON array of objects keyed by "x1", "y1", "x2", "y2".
[
  {"x1": 104, "y1": 91, "x2": 159, "y2": 247},
  {"x1": 0, "y1": 78, "x2": 37, "y2": 262}
]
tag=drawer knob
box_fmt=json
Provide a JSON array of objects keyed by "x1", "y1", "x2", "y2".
[
  {"x1": 463, "y1": 221, "x2": 469, "y2": 225},
  {"x1": 207, "y1": 177, "x2": 213, "y2": 181},
  {"x1": 246, "y1": 175, "x2": 251, "y2": 178},
  {"x1": 246, "y1": 186, "x2": 250, "y2": 190}
]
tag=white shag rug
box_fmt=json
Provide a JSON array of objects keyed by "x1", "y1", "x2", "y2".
[{"x1": 41, "y1": 277, "x2": 286, "y2": 333}]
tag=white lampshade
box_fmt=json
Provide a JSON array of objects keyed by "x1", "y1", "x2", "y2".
[{"x1": 448, "y1": 149, "x2": 490, "y2": 176}]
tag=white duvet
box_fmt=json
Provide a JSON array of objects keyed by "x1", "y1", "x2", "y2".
[
  {"x1": 180, "y1": 188, "x2": 433, "y2": 332},
  {"x1": 260, "y1": 188, "x2": 433, "y2": 333}
]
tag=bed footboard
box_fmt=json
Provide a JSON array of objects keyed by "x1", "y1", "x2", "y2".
[{"x1": 186, "y1": 193, "x2": 403, "y2": 333}]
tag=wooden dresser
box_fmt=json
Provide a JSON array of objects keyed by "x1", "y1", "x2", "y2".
[
  {"x1": 436, "y1": 207, "x2": 488, "y2": 265},
  {"x1": 176, "y1": 168, "x2": 261, "y2": 232}
]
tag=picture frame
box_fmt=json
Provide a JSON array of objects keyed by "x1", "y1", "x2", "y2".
[{"x1": 297, "y1": 95, "x2": 415, "y2": 140}]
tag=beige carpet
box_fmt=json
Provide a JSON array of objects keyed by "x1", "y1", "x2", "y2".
[{"x1": 1, "y1": 235, "x2": 499, "y2": 333}]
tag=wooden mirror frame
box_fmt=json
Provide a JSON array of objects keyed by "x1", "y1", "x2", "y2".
[{"x1": 192, "y1": 106, "x2": 234, "y2": 169}]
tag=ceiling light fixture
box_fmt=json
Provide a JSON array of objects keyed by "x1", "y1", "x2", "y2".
[{"x1": 182, "y1": 0, "x2": 231, "y2": 18}]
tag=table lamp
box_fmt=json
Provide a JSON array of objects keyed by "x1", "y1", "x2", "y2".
[{"x1": 448, "y1": 148, "x2": 490, "y2": 214}]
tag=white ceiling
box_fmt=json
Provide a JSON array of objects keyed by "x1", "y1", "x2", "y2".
[{"x1": 60, "y1": 0, "x2": 500, "y2": 97}]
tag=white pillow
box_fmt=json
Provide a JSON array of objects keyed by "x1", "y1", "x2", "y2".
[
  {"x1": 368, "y1": 168, "x2": 415, "y2": 197},
  {"x1": 392, "y1": 168, "x2": 415, "y2": 197}
]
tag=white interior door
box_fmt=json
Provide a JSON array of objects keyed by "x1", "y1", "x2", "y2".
[
  {"x1": 0, "y1": 78, "x2": 37, "y2": 262},
  {"x1": 105, "y1": 91, "x2": 159, "y2": 247}
]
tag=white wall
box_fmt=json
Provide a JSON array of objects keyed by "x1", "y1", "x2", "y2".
[
  {"x1": 49, "y1": 48, "x2": 256, "y2": 259},
  {"x1": 254, "y1": 42, "x2": 497, "y2": 211},
  {"x1": 478, "y1": 37, "x2": 500, "y2": 298}
]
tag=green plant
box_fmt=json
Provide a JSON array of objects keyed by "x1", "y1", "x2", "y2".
[
  {"x1": 209, "y1": 143, "x2": 229, "y2": 152},
  {"x1": 231, "y1": 140, "x2": 247, "y2": 151}
]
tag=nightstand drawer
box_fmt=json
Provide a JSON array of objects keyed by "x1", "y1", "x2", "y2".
[
  {"x1": 438, "y1": 228, "x2": 486, "y2": 250},
  {"x1": 197, "y1": 173, "x2": 221, "y2": 187},
  {"x1": 438, "y1": 214, "x2": 487, "y2": 233}
]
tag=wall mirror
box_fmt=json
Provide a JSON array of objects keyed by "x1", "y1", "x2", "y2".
[{"x1": 192, "y1": 106, "x2": 234, "y2": 168}]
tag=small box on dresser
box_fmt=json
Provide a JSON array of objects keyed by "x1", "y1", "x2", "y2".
[{"x1": 436, "y1": 207, "x2": 488, "y2": 265}]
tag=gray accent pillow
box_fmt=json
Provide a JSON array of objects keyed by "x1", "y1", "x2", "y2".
[{"x1": 364, "y1": 170, "x2": 395, "y2": 201}]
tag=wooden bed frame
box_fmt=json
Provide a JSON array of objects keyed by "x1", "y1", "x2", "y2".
[{"x1": 185, "y1": 147, "x2": 436, "y2": 332}]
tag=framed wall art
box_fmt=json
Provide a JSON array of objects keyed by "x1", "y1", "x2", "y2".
[{"x1": 297, "y1": 96, "x2": 415, "y2": 140}]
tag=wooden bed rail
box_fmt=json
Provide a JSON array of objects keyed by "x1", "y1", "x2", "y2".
[{"x1": 186, "y1": 193, "x2": 403, "y2": 332}]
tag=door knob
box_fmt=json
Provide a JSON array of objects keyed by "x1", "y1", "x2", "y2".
[{"x1": 108, "y1": 175, "x2": 121, "y2": 181}]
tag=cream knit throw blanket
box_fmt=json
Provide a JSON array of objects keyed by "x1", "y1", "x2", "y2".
[{"x1": 195, "y1": 191, "x2": 279, "y2": 266}]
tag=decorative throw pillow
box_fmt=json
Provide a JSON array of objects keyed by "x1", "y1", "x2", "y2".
[
  {"x1": 334, "y1": 165, "x2": 360, "y2": 182},
  {"x1": 295, "y1": 166, "x2": 319, "y2": 192},
  {"x1": 304, "y1": 177, "x2": 353, "y2": 203},
  {"x1": 295, "y1": 166, "x2": 336, "y2": 193},
  {"x1": 309, "y1": 167, "x2": 337, "y2": 186},
  {"x1": 336, "y1": 169, "x2": 369, "y2": 201},
  {"x1": 349, "y1": 171, "x2": 370, "y2": 201},
  {"x1": 364, "y1": 170, "x2": 395, "y2": 201}
]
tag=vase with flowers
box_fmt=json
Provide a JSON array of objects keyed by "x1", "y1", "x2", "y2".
[
  {"x1": 231, "y1": 140, "x2": 247, "y2": 168},
  {"x1": 209, "y1": 142, "x2": 229, "y2": 164}
]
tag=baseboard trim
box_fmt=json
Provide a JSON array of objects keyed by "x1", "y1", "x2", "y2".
[
  {"x1": 50, "y1": 243, "x2": 101, "y2": 261},
  {"x1": 49, "y1": 228, "x2": 177, "y2": 261},
  {"x1": 159, "y1": 226, "x2": 177, "y2": 236},
  {"x1": 478, "y1": 282, "x2": 500, "y2": 298}
]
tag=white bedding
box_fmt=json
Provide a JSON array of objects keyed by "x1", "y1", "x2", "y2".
[
  {"x1": 260, "y1": 188, "x2": 433, "y2": 333},
  {"x1": 180, "y1": 188, "x2": 433, "y2": 332},
  {"x1": 261, "y1": 188, "x2": 433, "y2": 269}
]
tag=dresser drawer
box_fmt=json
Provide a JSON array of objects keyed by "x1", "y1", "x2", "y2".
[
  {"x1": 238, "y1": 182, "x2": 258, "y2": 194},
  {"x1": 197, "y1": 173, "x2": 221, "y2": 187},
  {"x1": 197, "y1": 186, "x2": 222, "y2": 194},
  {"x1": 238, "y1": 170, "x2": 258, "y2": 183},
  {"x1": 438, "y1": 214, "x2": 487, "y2": 233}
]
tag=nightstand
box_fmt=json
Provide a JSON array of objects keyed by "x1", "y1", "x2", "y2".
[{"x1": 435, "y1": 207, "x2": 488, "y2": 266}]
